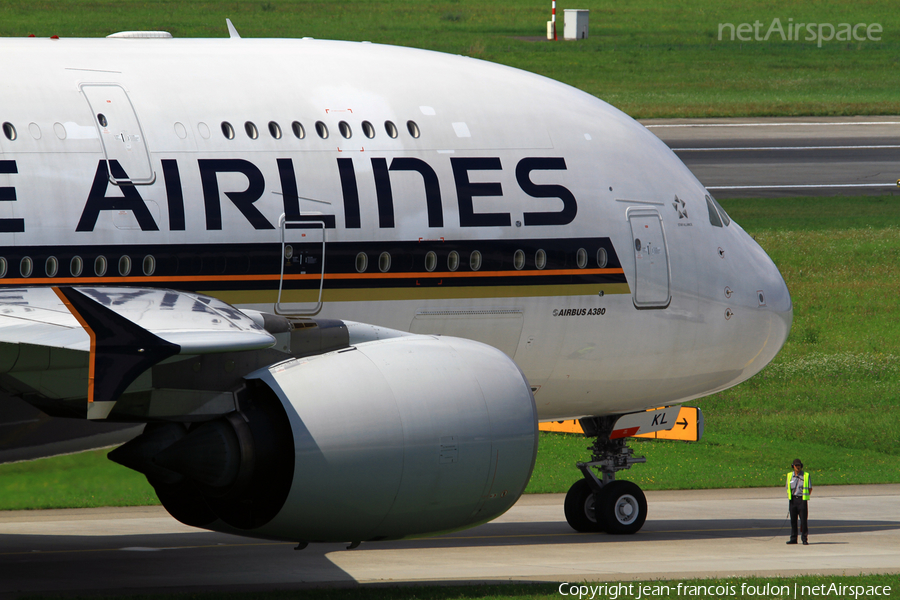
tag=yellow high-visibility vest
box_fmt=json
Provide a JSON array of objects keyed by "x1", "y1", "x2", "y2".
[{"x1": 786, "y1": 472, "x2": 810, "y2": 501}]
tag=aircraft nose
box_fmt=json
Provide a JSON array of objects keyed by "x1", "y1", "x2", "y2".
[
  {"x1": 743, "y1": 231, "x2": 793, "y2": 363},
  {"x1": 763, "y1": 260, "x2": 793, "y2": 347}
]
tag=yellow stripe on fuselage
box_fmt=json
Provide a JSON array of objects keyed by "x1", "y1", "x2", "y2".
[{"x1": 210, "y1": 283, "x2": 631, "y2": 304}]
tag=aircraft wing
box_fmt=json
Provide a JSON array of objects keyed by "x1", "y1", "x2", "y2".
[
  {"x1": 0, "y1": 287, "x2": 276, "y2": 419},
  {"x1": 0, "y1": 286, "x2": 274, "y2": 352}
]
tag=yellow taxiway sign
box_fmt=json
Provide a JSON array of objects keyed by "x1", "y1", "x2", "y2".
[{"x1": 539, "y1": 406, "x2": 703, "y2": 441}]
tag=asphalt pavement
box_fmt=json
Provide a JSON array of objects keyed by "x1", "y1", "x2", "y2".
[
  {"x1": 1, "y1": 485, "x2": 898, "y2": 597},
  {"x1": 642, "y1": 116, "x2": 900, "y2": 198}
]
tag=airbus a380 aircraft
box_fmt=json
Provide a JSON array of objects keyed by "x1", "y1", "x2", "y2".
[{"x1": 0, "y1": 27, "x2": 791, "y2": 543}]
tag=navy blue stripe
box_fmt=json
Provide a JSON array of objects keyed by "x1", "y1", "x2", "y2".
[{"x1": 0, "y1": 237, "x2": 623, "y2": 286}]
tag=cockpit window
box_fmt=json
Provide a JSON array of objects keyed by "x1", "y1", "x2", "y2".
[
  {"x1": 706, "y1": 195, "x2": 722, "y2": 228},
  {"x1": 709, "y1": 194, "x2": 731, "y2": 226}
]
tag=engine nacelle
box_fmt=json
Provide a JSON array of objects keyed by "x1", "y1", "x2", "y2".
[{"x1": 120, "y1": 335, "x2": 538, "y2": 543}]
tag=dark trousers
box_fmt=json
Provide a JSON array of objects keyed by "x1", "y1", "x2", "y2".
[{"x1": 789, "y1": 498, "x2": 808, "y2": 542}]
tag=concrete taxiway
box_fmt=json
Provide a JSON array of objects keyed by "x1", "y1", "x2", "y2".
[
  {"x1": 1, "y1": 485, "x2": 898, "y2": 597},
  {"x1": 642, "y1": 116, "x2": 900, "y2": 198}
]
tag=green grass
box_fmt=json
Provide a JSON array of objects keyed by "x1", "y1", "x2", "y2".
[
  {"x1": 1, "y1": 0, "x2": 899, "y2": 117},
  {"x1": 15, "y1": 576, "x2": 900, "y2": 600},
  {"x1": 0, "y1": 448, "x2": 159, "y2": 510},
  {"x1": 720, "y1": 196, "x2": 900, "y2": 232}
]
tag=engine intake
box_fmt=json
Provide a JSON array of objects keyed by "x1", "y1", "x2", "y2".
[
  {"x1": 110, "y1": 384, "x2": 294, "y2": 531},
  {"x1": 112, "y1": 335, "x2": 538, "y2": 543}
]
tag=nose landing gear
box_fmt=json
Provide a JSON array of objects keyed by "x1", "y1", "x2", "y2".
[{"x1": 563, "y1": 416, "x2": 648, "y2": 535}]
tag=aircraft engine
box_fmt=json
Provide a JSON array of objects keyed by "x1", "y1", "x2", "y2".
[{"x1": 111, "y1": 335, "x2": 538, "y2": 543}]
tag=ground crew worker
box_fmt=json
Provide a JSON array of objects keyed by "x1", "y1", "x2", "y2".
[{"x1": 786, "y1": 458, "x2": 811, "y2": 545}]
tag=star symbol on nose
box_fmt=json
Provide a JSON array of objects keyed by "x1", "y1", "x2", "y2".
[{"x1": 672, "y1": 196, "x2": 688, "y2": 219}]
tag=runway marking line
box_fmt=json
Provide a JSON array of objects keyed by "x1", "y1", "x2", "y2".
[
  {"x1": 707, "y1": 183, "x2": 897, "y2": 190},
  {"x1": 673, "y1": 145, "x2": 900, "y2": 151},
  {"x1": 647, "y1": 122, "x2": 900, "y2": 128},
  {"x1": 2, "y1": 523, "x2": 895, "y2": 557},
  {"x1": 433, "y1": 522, "x2": 898, "y2": 541}
]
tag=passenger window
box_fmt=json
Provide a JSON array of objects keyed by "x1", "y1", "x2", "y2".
[
  {"x1": 70, "y1": 256, "x2": 83, "y2": 277},
  {"x1": 378, "y1": 252, "x2": 391, "y2": 272},
  {"x1": 576, "y1": 248, "x2": 588, "y2": 269},
  {"x1": 355, "y1": 252, "x2": 368, "y2": 273},
  {"x1": 45, "y1": 257, "x2": 59, "y2": 277},
  {"x1": 142, "y1": 255, "x2": 156, "y2": 276},
  {"x1": 469, "y1": 250, "x2": 482, "y2": 271},
  {"x1": 221, "y1": 122, "x2": 235, "y2": 140},
  {"x1": 118, "y1": 255, "x2": 132, "y2": 276},
  {"x1": 19, "y1": 257, "x2": 33, "y2": 278},
  {"x1": 424, "y1": 251, "x2": 437, "y2": 272},
  {"x1": 94, "y1": 256, "x2": 108, "y2": 276},
  {"x1": 513, "y1": 250, "x2": 525, "y2": 270},
  {"x1": 3, "y1": 122, "x2": 17, "y2": 140}
]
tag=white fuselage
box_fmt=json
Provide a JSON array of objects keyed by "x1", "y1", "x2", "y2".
[{"x1": 0, "y1": 37, "x2": 792, "y2": 420}]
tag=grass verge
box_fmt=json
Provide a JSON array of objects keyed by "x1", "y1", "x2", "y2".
[
  {"x1": 0, "y1": 448, "x2": 158, "y2": 510},
  {"x1": 0, "y1": 0, "x2": 899, "y2": 118}
]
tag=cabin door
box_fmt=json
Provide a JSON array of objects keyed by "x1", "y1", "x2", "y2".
[
  {"x1": 81, "y1": 84, "x2": 155, "y2": 185},
  {"x1": 627, "y1": 208, "x2": 671, "y2": 309}
]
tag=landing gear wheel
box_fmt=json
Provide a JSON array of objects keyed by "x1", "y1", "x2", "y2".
[
  {"x1": 564, "y1": 479, "x2": 602, "y2": 532},
  {"x1": 598, "y1": 480, "x2": 647, "y2": 534}
]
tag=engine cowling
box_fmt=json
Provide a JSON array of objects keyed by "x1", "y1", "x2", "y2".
[{"x1": 117, "y1": 335, "x2": 538, "y2": 543}]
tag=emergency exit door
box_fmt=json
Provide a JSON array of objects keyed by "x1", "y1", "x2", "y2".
[
  {"x1": 627, "y1": 208, "x2": 671, "y2": 309},
  {"x1": 81, "y1": 84, "x2": 155, "y2": 185}
]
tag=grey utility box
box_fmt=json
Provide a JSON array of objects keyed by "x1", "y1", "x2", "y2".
[{"x1": 564, "y1": 9, "x2": 590, "y2": 40}]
